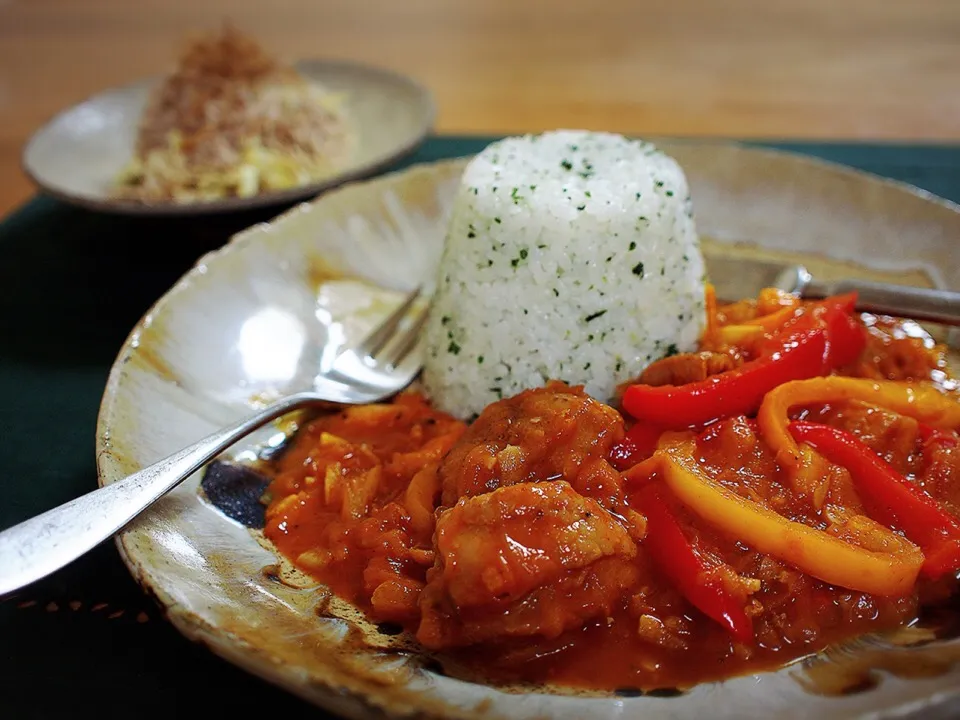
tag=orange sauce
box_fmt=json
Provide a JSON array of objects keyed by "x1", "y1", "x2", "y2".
[{"x1": 262, "y1": 295, "x2": 960, "y2": 692}]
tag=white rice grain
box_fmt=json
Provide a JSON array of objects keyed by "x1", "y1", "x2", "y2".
[{"x1": 422, "y1": 130, "x2": 706, "y2": 419}]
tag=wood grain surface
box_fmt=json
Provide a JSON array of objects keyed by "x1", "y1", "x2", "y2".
[{"x1": 2, "y1": 0, "x2": 959, "y2": 215}]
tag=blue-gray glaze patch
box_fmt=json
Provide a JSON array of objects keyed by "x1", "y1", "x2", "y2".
[{"x1": 200, "y1": 460, "x2": 271, "y2": 529}]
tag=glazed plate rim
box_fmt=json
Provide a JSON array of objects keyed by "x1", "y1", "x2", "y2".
[{"x1": 95, "y1": 142, "x2": 960, "y2": 719}]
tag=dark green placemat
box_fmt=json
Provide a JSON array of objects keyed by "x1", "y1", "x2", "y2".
[{"x1": 1, "y1": 135, "x2": 958, "y2": 719}]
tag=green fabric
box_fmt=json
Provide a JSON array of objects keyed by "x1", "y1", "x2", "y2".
[{"x1": 1, "y1": 135, "x2": 959, "y2": 718}]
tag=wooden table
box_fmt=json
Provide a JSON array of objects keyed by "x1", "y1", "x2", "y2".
[{"x1": 2, "y1": 0, "x2": 959, "y2": 216}]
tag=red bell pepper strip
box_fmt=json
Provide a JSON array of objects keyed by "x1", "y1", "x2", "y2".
[
  {"x1": 635, "y1": 483, "x2": 754, "y2": 642},
  {"x1": 919, "y1": 422, "x2": 959, "y2": 449},
  {"x1": 609, "y1": 421, "x2": 664, "y2": 471},
  {"x1": 789, "y1": 420, "x2": 960, "y2": 579},
  {"x1": 622, "y1": 327, "x2": 829, "y2": 428},
  {"x1": 825, "y1": 306, "x2": 868, "y2": 367},
  {"x1": 768, "y1": 292, "x2": 857, "y2": 332},
  {"x1": 759, "y1": 292, "x2": 864, "y2": 367},
  {"x1": 622, "y1": 294, "x2": 865, "y2": 429}
]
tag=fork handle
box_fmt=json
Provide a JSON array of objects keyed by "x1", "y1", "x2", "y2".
[
  {"x1": 0, "y1": 392, "x2": 317, "y2": 598},
  {"x1": 806, "y1": 279, "x2": 960, "y2": 327}
]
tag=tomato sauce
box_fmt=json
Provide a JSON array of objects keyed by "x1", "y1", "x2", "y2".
[{"x1": 262, "y1": 291, "x2": 960, "y2": 692}]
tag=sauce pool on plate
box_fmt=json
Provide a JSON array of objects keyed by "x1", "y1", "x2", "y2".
[{"x1": 259, "y1": 288, "x2": 960, "y2": 692}]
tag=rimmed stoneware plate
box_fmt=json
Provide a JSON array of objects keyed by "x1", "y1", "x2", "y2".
[
  {"x1": 96, "y1": 141, "x2": 960, "y2": 719},
  {"x1": 21, "y1": 59, "x2": 434, "y2": 216}
]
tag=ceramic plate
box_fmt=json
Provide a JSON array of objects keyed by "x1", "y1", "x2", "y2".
[
  {"x1": 22, "y1": 59, "x2": 434, "y2": 216},
  {"x1": 96, "y1": 142, "x2": 960, "y2": 719}
]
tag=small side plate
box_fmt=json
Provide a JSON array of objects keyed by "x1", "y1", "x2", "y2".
[{"x1": 21, "y1": 59, "x2": 435, "y2": 216}]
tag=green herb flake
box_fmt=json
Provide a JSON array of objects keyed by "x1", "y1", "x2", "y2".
[
  {"x1": 478, "y1": 356, "x2": 484, "y2": 364},
  {"x1": 665, "y1": 190, "x2": 674, "y2": 197},
  {"x1": 632, "y1": 262, "x2": 645, "y2": 278},
  {"x1": 577, "y1": 204, "x2": 586, "y2": 211},
  {"x1": 520, "y1": 248, "x2": 528, "y2": 259},
  {"x1": 665, "y1": 343, "x2": 679, "y2": 357},
  {"x1": 448, "y1": 341, "x2": 461, "y2": 355},
  {"x1": 585, "y1": 190, "x2": 592, "y2": 198},
  {"x1": 655, "y1": 181, "x2": 664, "y2": 188},
  {"x1": 629, "y1": 241, "x2": 637, "y2": 251},
  {"x1": 441, "y1": 316, "x2": 451, "y2": 326},
  {"x1": 511, "y1": 258, "x2": 520, "y2": 268},
  {"x1": 467, "y1": 231, "x2": 476, "y2": 238},
  {"x1": 584, "y1": 309, "x2": 608, "y2": 322},
  {"x1": 494, "y1": 217, "x2": 502, "y2": 224},
  {"x1": 584, "y1": 362, "x2": 591, "y2": 370},
  {"x1": 560, "y1": 159, "x2": 573, "y2": 171}
]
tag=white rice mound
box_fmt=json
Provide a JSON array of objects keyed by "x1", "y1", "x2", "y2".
[{"x1": 422, "y1": 130, "x2": 707, "y2": 420}]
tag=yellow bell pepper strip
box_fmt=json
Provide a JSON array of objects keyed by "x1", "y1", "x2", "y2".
[
  {"x1": 757, "y1": 287, "x2": 801, "y2": 314},
  {"x1": 744, "y1": 303, "x2": 801, "y2": 331},
  {"x1": 717, "y1": 303, "x2": 801, "y2": 346},
  {"x1": 644, "y1": 432, "x2": 924, "y2": 597},
  {"x1": 715, "y1": 290, "x2": 800, "y2": 344},
  {"x1": 703, "y1": 283, "x2": 719, "y2": 340},
  {"x1": 635, "y1": 482, "x2": 754, "y2": 642},
  {"x1": 789, "y1": 421, "x2": 960, "y2": 580},
  {"x1": 758, "y1": 376, "x2": 960, "y2": 469},
  {"x1": 717, "y1": 323, "x2": 766, "y2": 346}
]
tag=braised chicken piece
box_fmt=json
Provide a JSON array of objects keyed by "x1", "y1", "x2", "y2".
[
  {"x1": 437, "y1": 382, "x2": 627, "y2": 511},
  {"x1": 919, "y1": 440, "x2": 960, "y2": 516},
  {"x1": 417, "y1": 480, "x2": 640, "y2": 649},
  {"x1": 636, "y1": 350, "x2": 741, "y2": 387},
  {"x1": 854, "y1": 314, "x2": 948, "y2": 383},
  {"x1": 260, "y1": 290, "x2": 960, "y2": 693}
]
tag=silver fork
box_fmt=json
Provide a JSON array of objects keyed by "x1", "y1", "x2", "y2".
[{"x1": 0, "y1": 287, "x2": 429, "y2": 597}]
